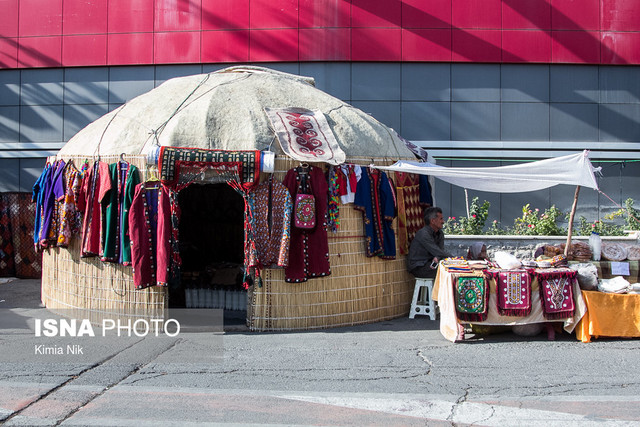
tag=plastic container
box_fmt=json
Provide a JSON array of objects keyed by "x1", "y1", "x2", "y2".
[{"x1": 589, "y1": 232, "x2": 601, "y2": 261}]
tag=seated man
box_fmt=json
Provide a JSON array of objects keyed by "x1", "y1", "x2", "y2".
[{"x1": 407, "y1": 207, "x2": 452, "y2": 278}]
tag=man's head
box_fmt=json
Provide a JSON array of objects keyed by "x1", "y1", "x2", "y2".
[{"x1": 424, "y1": 207, "x2": 444, "y2": 232}]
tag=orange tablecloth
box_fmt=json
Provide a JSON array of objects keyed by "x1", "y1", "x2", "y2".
[
  {"x1": 433, "y1": 264, "x2": 586, "y2": 342},
  {"x1": 576, "y1": 291, "x2": 640, "y2": 342}
]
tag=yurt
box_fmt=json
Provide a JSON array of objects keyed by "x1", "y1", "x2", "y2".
[{"x1": 39, "y1": 66, "x2": 429, "y2": 331}]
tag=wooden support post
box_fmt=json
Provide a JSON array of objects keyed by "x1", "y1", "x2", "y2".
[{"x1": 564, "y1": 186, "x2": 581, "y2": 257}]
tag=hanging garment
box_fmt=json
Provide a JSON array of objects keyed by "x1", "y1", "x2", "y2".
[
  {"x1": 248, "y1": 177, "x2": 292, "y2": 269},
  {"x1": 327, "y1": 166, "x2": 340, "y2": 233},
  {"x1": 419, "y1": 175, "x2": 433, "y2": 207},
  {"x1": 32, "y1": 163, "x2": 52, "y2": 250},
  {"x1": 395, "y1": 172, "x2": 424, "y2": 255},
  {"x1": 39, "y1": 160, "x2": 66, "y2": 249},
  {"x1": 354, "y1": 167, "x2": 396, "y2": 259},
  {"x1": 336, "y1": 164, "x2": 361, "y2": 204},
  {"x1": 283, "y1": 165, "x2": 331, "y2": 283},
  {"x1": 55, "y1": 161, "x2": 86, "y2": 247},
  {"x1": 102, "y1": 161, "x2": 141, "y2": 264},
  {"x1": 128, "y1": 182, "x2": 171, "y2": 289},
  {"x1": 77, "y1": 161, "x2": 111, "y2": 257}
]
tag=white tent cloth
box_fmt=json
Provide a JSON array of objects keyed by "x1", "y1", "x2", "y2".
[{"x1": 374, "y1": 150, "x2": 600, "y2": 193}]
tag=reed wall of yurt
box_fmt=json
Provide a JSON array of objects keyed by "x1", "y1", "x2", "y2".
[
  {"x1": 248, "y1": 156, "x2": 416, "y2": 331},
  {"x1": 41, "y1": 154, "x2": 167, "y2": 326},
  {"x1": 41, "y1": 152, "x2": 417, "y2": 331}
]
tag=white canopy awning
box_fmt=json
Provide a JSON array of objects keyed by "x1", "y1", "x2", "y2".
[{"x1": 374, "y1": 150, "x2": 600, "y2": 193}]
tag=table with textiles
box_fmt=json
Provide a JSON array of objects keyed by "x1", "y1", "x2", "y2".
[{"x1": 433, "y1": 264, "x2": 587, "y2": 342}]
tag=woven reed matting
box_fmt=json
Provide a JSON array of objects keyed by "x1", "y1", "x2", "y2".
[
  {"x1": 248, "y1": 156, "x2": 415, "y2": 331},
  {"x1": 41, "y1": 154, "x2": 416, "y2": 330},
  {"x1": 41, "y1": 155, "x2": 167, "y2": 325}
]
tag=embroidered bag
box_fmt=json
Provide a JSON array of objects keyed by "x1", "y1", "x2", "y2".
[{"x1": 294, "y1": 193, "x2": 316, "y2": 229}]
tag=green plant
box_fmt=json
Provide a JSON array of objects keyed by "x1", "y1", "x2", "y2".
[
  {"x1": 486, "y1": 219, "x2": 510, "y2": 235},
  {"x1": 575, "y1": 216, "x2": 625, "y2": 236},
  {"x1": 457, "y1": 197, "x2": 490, "y2": 235},
  {"x1": 442, "y1": 198, "x2": 491, "y2": 235},
  {"x1": 512, "y1": 204, "x2": 565, "y2": 236},
  {"x1": 606, "y1": 198, "x2": 640, "y2": 231}
]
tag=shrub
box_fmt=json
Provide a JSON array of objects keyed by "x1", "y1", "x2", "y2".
[
  {"x1": 512, "y1": 204, "x2": 565, "y2": 236},
  {"x1": 575, "y1": 216, "x2": 625, "y2": 236},
  {"x1": 606, "y1": 198, "x2": 640, "y2": 231}
]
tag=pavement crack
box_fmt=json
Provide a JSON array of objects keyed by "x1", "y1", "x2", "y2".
[
  {"x1": 417, "y1": 349, "x2": 434, "y2": 375},
  {"x1": 53, "y1": 338, "x2": 182, "y2": 425},
  {"x1": 447, "y1": 386, "x2": 471, "y2": 423},
  {"x1": 2, "y1": 338, "x2": 145, "y2": 425}
]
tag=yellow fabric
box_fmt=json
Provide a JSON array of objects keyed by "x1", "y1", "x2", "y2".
[{"x1": 576, "y1": 291, "x2": 640, "y2": 343}]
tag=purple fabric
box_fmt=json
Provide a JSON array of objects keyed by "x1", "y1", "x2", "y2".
[{"x1": 39, "y1": 160, "x2": 65, "y2": 245}]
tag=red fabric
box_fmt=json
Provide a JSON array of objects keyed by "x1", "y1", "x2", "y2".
[
  {"x1": 283, "y1": 166, "x2": 330, "y2": 283},
  {"x1": 128, "y1": 183, "x2": 171, "y2": 290},
  {"x1": 77, "y1": 161, "x2": 111, "y2": 257}
]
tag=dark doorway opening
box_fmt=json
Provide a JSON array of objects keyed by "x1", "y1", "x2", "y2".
[{"x1": 173, "y1": 183, "x2": 247, "y2": 324}]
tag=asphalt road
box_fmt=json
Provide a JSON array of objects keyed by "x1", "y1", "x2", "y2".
[{"x1": 1, "y1": 278, "x2": 640, "y2": 426}]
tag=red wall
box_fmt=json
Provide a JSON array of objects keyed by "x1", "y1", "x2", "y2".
[{"x1": 1, "y1": 0, "x2": 639, "y2": 68}]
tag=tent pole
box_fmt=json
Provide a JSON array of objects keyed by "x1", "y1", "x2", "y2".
[
  {"x1": 564, "y1": 186, "x2": 581, "y2": 257},
  {"x1": 464, "y1": 188, "x2": 470, "y2": 218}
]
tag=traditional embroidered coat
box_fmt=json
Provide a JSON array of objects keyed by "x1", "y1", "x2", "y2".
[
  {"x1": 354, "y1": 168, "x2": 396, "y2": 259},
  {"x1": 128, "y1": 182, "x2": 171, "y2": 289},
  {"x1": 248, "y1": 178, "x2": 292, "y2": 269},
  {"x1": 102, "y1": 161, "x2": 141, "y2": 264},
  {"x1": 55, "y1": 161, "x2": 85, "y2": 247},
  {"x1": 39, "y1": 160, "x2": 66, "y2": 249},
  {"x1": 283, "y1": 166, "x2": 331, "y2": 283},
  {"x1": 32, "y1": 164, "x2": 52, "y2": 250},
  {"x1": 77, "y1": 161, "x2": 111, "y2": 257}
]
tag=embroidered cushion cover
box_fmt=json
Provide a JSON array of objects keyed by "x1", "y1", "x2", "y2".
[{"x1": 454, "y1": 276, "x2": 489, "y2": 322}]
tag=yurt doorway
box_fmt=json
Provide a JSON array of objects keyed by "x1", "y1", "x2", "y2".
[{"x1": 174, "y1": 183, "x2": 247, "y2": 322}]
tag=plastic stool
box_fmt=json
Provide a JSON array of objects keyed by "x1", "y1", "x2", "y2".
[{"x1": 409, "y1": 278, "x2": 436, "y2": 320}]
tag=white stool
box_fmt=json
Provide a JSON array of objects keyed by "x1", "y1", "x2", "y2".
[{"x1": 409, "y1": 278, "x2": 436, "y2": 320}]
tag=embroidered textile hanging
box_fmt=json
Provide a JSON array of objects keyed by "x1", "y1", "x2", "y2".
[
  {"x1": 158, "y1": 147, "x2": 261, "y2": 189},
  {"x1": 487, "y1": 269, "x2": 532, "y2": 317},
  {"x1": 265, "y1": 107, "x2": 346, "y2": 165},
  {"x1": 453, "y1": 275, "x2": 489, "y2": 322},
  {"x1": 533, "y1": 269, "x2": 577, "y2": 320},
  {"x1": 395, "y1": 172, "x2": 424, "y2": 255}
]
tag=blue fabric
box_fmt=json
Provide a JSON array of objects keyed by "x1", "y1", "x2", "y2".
[
  {"x1": 419, "y1": 174, "x2": 433, "y2": 206},
  {"x1": 354, "y1": 168, "x2": 396, "y2": 259},
  {"x1": 32, "y1": 163, "x2": 52, "y2": 247}
]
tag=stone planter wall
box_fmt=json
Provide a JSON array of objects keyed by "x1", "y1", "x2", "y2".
[{"x1": 444, "y1": 233, "x2": 640, "y2": 260}]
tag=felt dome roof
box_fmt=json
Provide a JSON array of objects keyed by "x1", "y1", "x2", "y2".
[{"x1": 58, "y1": 66, "x2": 415, "y2": 161}]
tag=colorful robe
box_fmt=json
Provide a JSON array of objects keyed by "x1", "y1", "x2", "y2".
[
  {"x1": 55, "y1": 161, "x2": 85, "y2": 247},
  {"x1": 248, "y1": 178, "x2": 292, "y2": 269},
  {"x1": 32, "y1": 164, "x2": 52, "y2": 250},
  {"x1": 77, "y1": 161, "x2": 111, "y2": 257},
  {"x1": 128, "y1": 182, "x2": 171, "y2": 290},
  {"x1": 39, "y1": 160, "x2": 66, "y2": 249},
  {"x1": 102, "y1": 161, "x2": 141, "y2": 264},
  {"x1": 354, "y1": 167, "x2": 396, "y2": 259},
  {"x1": 283, "y1": 166, "x2": 331, "y2": 283}
]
